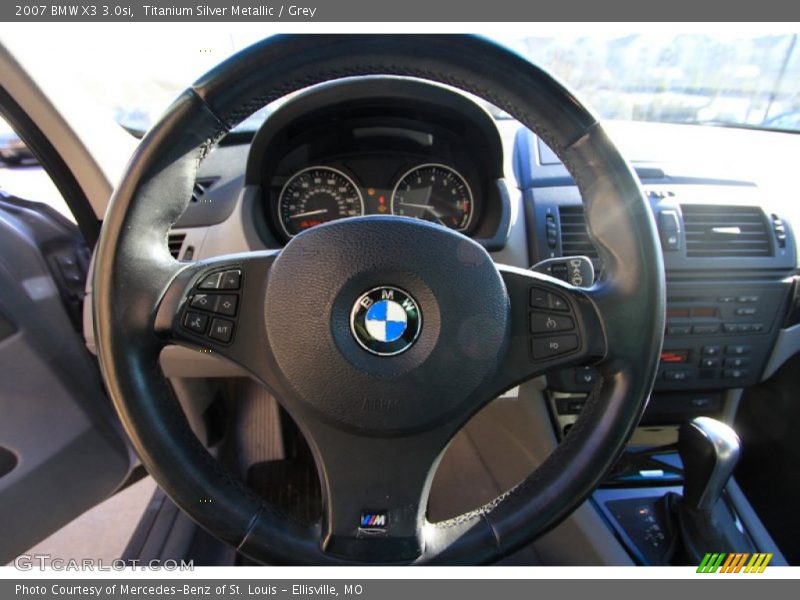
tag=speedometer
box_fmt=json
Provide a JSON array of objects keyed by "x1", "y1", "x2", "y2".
[
  {"x1": 390, "y1": 164, "x2": 474, "y2": 231},
  {"x1": 278, "y1": 166, "x2": 364, "y2": 238}
]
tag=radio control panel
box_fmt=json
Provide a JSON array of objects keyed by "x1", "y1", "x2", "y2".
[{"x1": 548, "y1": 279, "x2": 792, "y2": 393}]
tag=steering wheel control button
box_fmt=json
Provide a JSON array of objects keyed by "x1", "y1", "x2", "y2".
[
  {"x1": 198, "y1": 271, "x2": 223, "y2": 289},
  {"x1": 183, "y1": 311, "x2": 209, "y2": 335},
  {"x1": 190, "y1": 294, "x2": 214, "y2": 310},
  {"x1": 214, "y1": 294, "x2": 238, "y2": 317},
  {"x1": 531, "y1": 334, "x2": 578, "y2": 360},
  {"x1": 219, "y1": 270, "x2": 241, "y2": 290},
  {"x1": 530, "y1": 312, "x2": 574, "y2": 333},
  {"x1": 208, "y1": 318, "x2": 234, "y2": 343},
  {"x1": 350, "y1": 286, "x2": 422, "y2": 356},
  {"x1": 574, "y1": 368, "x2": 597, "y2": 385},
  {"x1": 530, "y1": 287, "x2": 569, "y2": 312}
]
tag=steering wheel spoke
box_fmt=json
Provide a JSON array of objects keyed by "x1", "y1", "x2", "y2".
[
  {"x1": 303, "y1": 420, "x2": 452, "y2": 563},
  {"x1": 489, "y1": 265, "x2": 606, "y2": 393},
  {"x1": 154, "y1": 251, "x2": 279, "y2": 378}
]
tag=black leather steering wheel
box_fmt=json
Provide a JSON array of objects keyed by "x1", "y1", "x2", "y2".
[{"x1": 93, "y1": 35, "x2": 665, "y2": 564}]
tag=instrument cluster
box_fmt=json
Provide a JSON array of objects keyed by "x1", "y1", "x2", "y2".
[
  {"x1": 244, "y1": 77, "x2": 507, "y2": 247},
  {"x1": 277, "y1": 163, "x2": 474, "y2": 238}
]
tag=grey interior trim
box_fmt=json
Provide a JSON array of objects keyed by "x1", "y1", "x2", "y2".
[
  {"x1": 160, "y1": 346, "x2": 249, "y2": 378},
  {"x1": 726, "y1": 478, "x2": 788, "y2": 565},
  {"x1": 761, "y1": 322, "x2": 800, "y2": 380},
  {"x1": 0, "y1": 212, "x2": 130, "y2": 562},
  {"x1": 720, "y1": 388, "x2": 744, "y2": 424},
  {"x1": 194, "y1": 186, "x2": 266, "y2": 258}
]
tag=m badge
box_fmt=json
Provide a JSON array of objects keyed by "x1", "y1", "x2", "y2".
[{"x1": 360, "y1": 511, "x2": 388, "y2": 530}]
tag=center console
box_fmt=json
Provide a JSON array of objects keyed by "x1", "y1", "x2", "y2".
[{"x1": 514, "y1": 127, "x2": 796, "y2": 565}]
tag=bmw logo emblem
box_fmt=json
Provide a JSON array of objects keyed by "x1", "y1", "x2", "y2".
[{"x1": 350, "y1": 286, "x2": 422, "y2": 356}]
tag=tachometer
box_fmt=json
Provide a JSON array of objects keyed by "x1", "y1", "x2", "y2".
[
  {"x1": 278, "y1": 166, "x2": 364, "y2": 237},
  {"x1": 390, "y1": 164, "x2": 474, "y2": 231}
]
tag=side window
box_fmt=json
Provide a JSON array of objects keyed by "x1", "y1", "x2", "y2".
[{"x1": 0, "y1": 114, "x2": 76, "y2": 223}]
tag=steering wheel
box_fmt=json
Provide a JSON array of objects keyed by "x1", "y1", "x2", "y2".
[{"x1": 93, "y1": 35, "x2": 665, "y2": 565}]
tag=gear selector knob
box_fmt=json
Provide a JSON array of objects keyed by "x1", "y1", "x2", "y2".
[{"x1": 679, "y1": 417, "x2": 741, "y2": 511}]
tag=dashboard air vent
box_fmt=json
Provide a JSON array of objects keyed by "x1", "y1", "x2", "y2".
[
  {"x1": 558, "y1": 206, "x2": 598, "y2": 259},
  {"x1": 682, "y1": 205, "x2": 771, "y2": 258},
  {"x1": 167, "y1": 232, "x2": 186, "y2": 259},
  {"x1": 191, "y1": 177, "x2": 219, "y2": 203}
]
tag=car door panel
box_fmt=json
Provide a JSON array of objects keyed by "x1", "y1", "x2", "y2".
[{"x1": 0, "y1": 195, "x2": 131, "y2": 564}]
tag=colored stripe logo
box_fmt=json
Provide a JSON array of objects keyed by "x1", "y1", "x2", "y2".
[
  {"x1": 360, "y1": 513, "x2": 387, "y2": 528},
  {"x1": 697, "y1": 553, "x2": 772, "y2": 573}
]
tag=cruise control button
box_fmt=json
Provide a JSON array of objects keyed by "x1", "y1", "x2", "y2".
[
  {"x1": 190, "y1": 294, "x2": 214, "y2": 310},
  {"x1": 530, "y1": 287, "x2": 569, "y2": 312},
  {"x1": 530, "y1": 287, "x2": 548, "y2": 308},
  {"x1": 183, "y1": 311, "x2": 208, "y2": 334},
  {"x1": 531, "y1": 334, "x2": 578, "y2": 360},
  {"x1": 550, "y1": 294, "x2": 568, "y2": 311},
  {"x1": 530, "y1": 312, "x2": 574, "y2": 333},
  {"x1": 219, "y1": 269, "x2": 241, "y2": 290},
  {"x1": 208, "y1": 318, "x2": 234, "y2": 343},
  {"x1": 214, "y1": 294, "x2": 238, "y2": 317},
  {"x1": 198, "y1": 272, "x2": 222, "y2": 289}
]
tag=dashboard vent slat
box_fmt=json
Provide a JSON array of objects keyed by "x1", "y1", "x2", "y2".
[
  {"x1": 191, "y1": 177, "x2": 219, "y2": 203},
  {"x1": 558, "y1": 206, "x2": 598, "y2": 259},
  {"x1": 167, "y1": 232, "x2": 186, "y2": 259},
  {"x1": 682, "y1": 204, "x2": 771, "y2": 258}
]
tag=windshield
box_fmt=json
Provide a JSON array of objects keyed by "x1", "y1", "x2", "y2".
[
  {"x1": 513, "y1": 32, "x2": 800, "y2": 131},
  {"x1": 2, "y1": 25, "x2": 799, "y2": 183}
]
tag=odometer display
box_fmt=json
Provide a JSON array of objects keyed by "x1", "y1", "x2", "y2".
[
  {"x1": 278, "y1": 166, "x2": 364, "y2": 237},
  {"x1": 391, "y1": 164, "x2": 474, "y2": 231}
]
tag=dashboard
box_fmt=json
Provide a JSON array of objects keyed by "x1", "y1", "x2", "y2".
[{"x1": 84, "y1": 75, "x2": 800, "y2": 431}]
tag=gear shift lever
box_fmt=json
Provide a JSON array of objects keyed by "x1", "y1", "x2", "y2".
[
  {"x1": 679, "y1": 417, "x2": 741, "y2": 511},
  {"x1": 675, "y1": 417, "x2": 753, "y2": 563}
]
